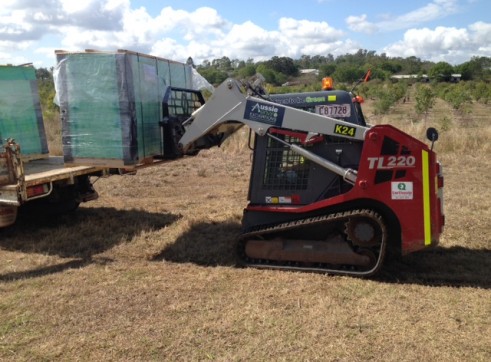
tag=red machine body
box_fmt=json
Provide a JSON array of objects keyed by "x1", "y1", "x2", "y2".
[
  {"x1": 245, "y1": 125, "x2": 445, "y2": 256},
  {"x1": 180, "y1": 77, "x2": 445, "y2": 275}
]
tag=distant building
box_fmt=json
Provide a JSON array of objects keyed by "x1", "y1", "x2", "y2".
[
  {"x1": 300, "y1": 69, "x2": 319, "y2": 76},
  {"x1": 450, "y1": 74, "x2": 462, "y2": 82},
  {"x1": 390, "y1": 74, "x2": 462, "y2": 82},
  {"x1": 391, "y1": 74, "x2": 429, "y2": 82}
]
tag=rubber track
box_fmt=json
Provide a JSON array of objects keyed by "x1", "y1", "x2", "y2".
[{"x1": 238, "y1": 209, "x2": 387, "y2": 277}]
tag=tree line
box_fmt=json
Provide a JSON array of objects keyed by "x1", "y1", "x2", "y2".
[
  {"x1": 32, "y1": 50, "x2": 491, "y2": 125},
  {"x1": 189, "y1": 50, "x2": 491, "y2": 86}
]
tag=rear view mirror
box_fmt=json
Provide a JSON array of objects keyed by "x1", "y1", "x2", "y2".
[
  {"x1": 426, "y1": 127, "x2": 439, "y2": 142},
  {"x1": 426, "y1": 127, "x2": 439, "y2": 150}
]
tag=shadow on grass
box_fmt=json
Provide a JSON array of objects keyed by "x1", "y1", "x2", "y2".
[
  {"x1": 152, "y1": 220, "x2": 241, "y2": 267},
  {"x1": 0, "y1": 207, "x2": 181, "y2": 281},
  {"x1": 154, "y1": 220, "x2": 491, "y2": 289},
  {"x1": 0, "y1": 257, "x2": 113, "y2": 282},
  {"x1": 377, "y1": 246, "x2": 491, "y2": 289}
]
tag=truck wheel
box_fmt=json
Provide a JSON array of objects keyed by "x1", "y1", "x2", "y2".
[
  {"x1": 0, "y1": 205, "x2": 18, "y2": 228},
  {"x1": 21, "y1": 197, "x2": 80, "y2": 217}
]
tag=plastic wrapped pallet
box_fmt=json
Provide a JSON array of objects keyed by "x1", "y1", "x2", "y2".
[
  {"x1": 0, "y1": 65, "x2": 49, "y2": 158},
  {"x1": 54, "y1": 49, "x2": 193, "y2": 167}
]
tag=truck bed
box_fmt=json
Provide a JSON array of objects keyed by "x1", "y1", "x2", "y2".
[
  {"x1": 0, "y1": 156, "x2": 104, "y2": 207},
  {"x1": 23, "y1": 157, "x2": 103, "y2": 186}
]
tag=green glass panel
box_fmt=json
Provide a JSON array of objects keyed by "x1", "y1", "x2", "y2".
[
  {"x1": 59, "y1": 54, "x2": 124, "y2": 159},
  {"x1": 55, "y1": 51, "x2": 193, "y2": 165},
  {"x1": 136, "y1": 56, "x2": 162, "y2": 157},
  {"x1": 0, "y1": 66, "x2": 48, "y2": 155}
]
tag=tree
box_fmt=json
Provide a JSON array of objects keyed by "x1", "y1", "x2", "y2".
[
  {"x1": 186, "y1": 57, "x2": 195, "y2": 68},
  {"x1": 373, "y1": 91, "x2": 395, "y2": 115},
  {"x1": 443, "y1": 83, "x2": 472, "y2": 110},
  {"x1": 199, "y1": 60, "x2": 211, "y2": 69},
  {"x1": 398, "y1": 56, "x2": 424, "y2": 74},
  {"x1": 237, "y1": 64, "x2": 256, "y2": 79},
  {"x1": 35, "y1": 67, "x2": 52, "y2": 81},
  {"x1": 211, "y1": 56, "x2": 232, "y2": 71},
  {"x1": 255, "y1": 64, "x2": 277, "y2": 85},
  {"x1": 319, "y1": 64, "x2": 336, "y2": 77},
  {"x1": 470, "y1": 81, "x2": 491, "y2": 104},
  {"x1": 456, "y1": 56, "x2": 491, "y2": 81},
  {"x1": 231, "y1": 59, "x2": 244, "y2": 70},
  {"x1": 371, "y1": 82, "x2": 406, "y2": 115},
  {"x1": 197, "y1": 68, "x2": 228, "y2": 86},
  {"x1": 298, "y1": 55, "x2": 312, "y2": 69},
  {"x1": 380, "y1": 60, "x2": 402, "y2": 74},
  {"x1": 332, "y1": 64, "x2": 364, "y2": 83},
  {"x1": 35, "y1": 67, "x2": 58, "y2": 126},
  {"x1": 265, "y1": 56, "x2": 298, "y2": 76},
  {"x1": 429, "y1": 62, "x2": 454, "y2": 82},
  {"x1": 414, "y1": 85, "x2": 435, "y2": 124}
]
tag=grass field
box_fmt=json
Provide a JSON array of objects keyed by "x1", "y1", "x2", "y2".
[{"x1": 1, "y1": 89, "x2": 490, "y2": 361}]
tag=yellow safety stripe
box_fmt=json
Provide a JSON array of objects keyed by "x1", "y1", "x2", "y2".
[{"x1": 422, "y1": 150, "x2": 431, "y2": 246}]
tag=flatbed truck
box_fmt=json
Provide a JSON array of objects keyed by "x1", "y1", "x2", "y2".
[
  {"x1": 0, "y1": 84, "x2": 205, "y2": 228},
  {"x1": 0, "y1": 138, "x2": 106, "y2": 227}
]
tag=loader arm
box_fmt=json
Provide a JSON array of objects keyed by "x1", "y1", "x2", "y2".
[
  {"x1": 179, "y1": 78, "x2": 370, "y2": 182},
  {"x1": 179, "y1": 78, "x2": 370, "y2": 151}
]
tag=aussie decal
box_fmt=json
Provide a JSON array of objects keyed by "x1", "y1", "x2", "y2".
[
  {"x1": 333, "y1": 124, "x2": 356, "y2": 137},
  {"x1": 391, "y1": 182, "x2": 413, "y2": 200},
  {"x1": 244, "y1": 100, "x2": 285, "y2": 126},
  {"x1": 368, "y1": 156, "x2": 416, "y2": 169}
]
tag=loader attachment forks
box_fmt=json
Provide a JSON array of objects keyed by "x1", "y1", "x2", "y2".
[{"x1": 160, "y1": 86, "x2": 206, "y2": 158}]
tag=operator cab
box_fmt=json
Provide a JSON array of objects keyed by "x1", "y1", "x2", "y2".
[
  {"x1": 246, "y1": 77, "x2": 366, "y2": 214},
  {"x1": 269, "y1": 77, "x2": 367, "y2": 127}
]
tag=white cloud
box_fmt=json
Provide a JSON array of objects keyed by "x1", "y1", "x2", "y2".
[
  {"x1": 278, "y1": 18, "x2": 344, "y2": 42},
  {"x1": 56, "y1": 6, "x2": 230, "y2": 59},
  {"x1": 300, "y1": 39, "x2": 360, "y2": 58},
  {"x1": 0, "y1": 1, "x2": 356, "y2": 65},
  {"x1": 195, "y1": 18, "x2": 349, "y2": 62},
  {"x1": 151, "y1": 38, "x2": 188, "y2": 61},
  {"x1": 0, "y1": 0, "x2": 487, "y2": 67},
  {"x1": 214, "y1": 21, "x2": 281, "y2": 60},
  {"x1": 144, "y1": 14, "x2": 351, "y2": 63},
  {"x1": 392, "y1": 0, "x2": 458, "y2": 27},
  {"x1": 0, "y1": 53, "x2": 28, "y2": 65},
  {"x1": 347, "y1": 0, "x2": 459, "y2": 33},
  {"x1": 469, "y1": 21, "x2": 491, "y2": 44},
  {"x1": 383, "y1": 22, "x2": 491, "y2": 64},
  {"x1": 346, "y1": 14, "x2": 378, "y2": 34}
]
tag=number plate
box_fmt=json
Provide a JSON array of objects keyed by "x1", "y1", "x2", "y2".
[{"x1": 315, "y1": 104, "x2": 351, "y2": 117}]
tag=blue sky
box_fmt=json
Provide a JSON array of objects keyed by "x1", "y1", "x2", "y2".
[{"x1": 1, "y1": 0, "x2": 490, "y2": 68}]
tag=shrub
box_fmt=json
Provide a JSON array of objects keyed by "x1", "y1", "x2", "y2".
[{"x1": 414, "y1": 84, "x2": 436, "y2": 124}]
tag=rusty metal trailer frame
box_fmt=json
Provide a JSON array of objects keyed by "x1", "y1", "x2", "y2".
[{"x1": 0, "y1": 140, "x2": 106, "y2": 223}]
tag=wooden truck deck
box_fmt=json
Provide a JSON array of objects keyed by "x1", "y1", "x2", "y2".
[{"x1": 23, "y1": 157, "x2": 103, "y2": 186}]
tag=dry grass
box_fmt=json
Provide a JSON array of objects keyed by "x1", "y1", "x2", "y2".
[{"x1": 1, "y1": 90, "x2": 490, "y2": 361}]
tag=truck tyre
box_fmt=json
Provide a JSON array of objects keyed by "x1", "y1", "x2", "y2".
[{"x1": 0, "y1": 205, "x2": 18, "y2": 228}]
